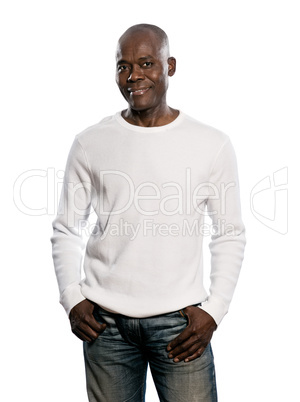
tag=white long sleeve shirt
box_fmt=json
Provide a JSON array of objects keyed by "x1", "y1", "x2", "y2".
[{"x1": 51, "y1": 111, "x2": 246, "y2": 325}]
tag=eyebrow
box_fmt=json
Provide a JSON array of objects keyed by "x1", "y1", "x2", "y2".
[
  {"x1": 138, "y1": 55, "x2": 154, "y2": 61},
  {"x1": 117, "y1": 55, "x2": 154, "y2": 65}
]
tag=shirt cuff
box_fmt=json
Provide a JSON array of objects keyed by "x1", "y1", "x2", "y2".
[
  {"x1": 199, "y1": 296, "x2": 228, "y2": 326},
  {"x1": 59, "y1": 283, "x2": 86, "y2": 317}
]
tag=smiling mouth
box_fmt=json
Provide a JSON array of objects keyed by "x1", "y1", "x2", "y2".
[{"x1": 128, "y1": 87, "x2": 150, "y2": 96}]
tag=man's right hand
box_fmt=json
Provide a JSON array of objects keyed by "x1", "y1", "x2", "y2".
[{"x1": 69, "y1": 299, "x2": 106, "y2": 342}]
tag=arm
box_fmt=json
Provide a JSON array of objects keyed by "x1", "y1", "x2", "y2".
[
  {"x1": 51, "y1": 137, "x2": 105, "y2": 340},
  {"x1": 51, "y1": 137, "x2": 91, "y2": 315},
  {"x1": 167, "y1": 138, "x2": 246, "y2": 362}
]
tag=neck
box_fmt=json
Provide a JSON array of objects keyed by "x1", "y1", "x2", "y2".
[{"x1": 122, "y1": 104, "x2": 179, "y2": 127}]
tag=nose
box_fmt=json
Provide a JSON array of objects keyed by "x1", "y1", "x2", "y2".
[{"x1": 127, "y1": 64, "x2": 145, "y2": 82}]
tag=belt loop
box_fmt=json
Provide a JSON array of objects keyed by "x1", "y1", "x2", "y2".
[{"x1": 179, "y1": 309, "x2": 188, "y2": 319}]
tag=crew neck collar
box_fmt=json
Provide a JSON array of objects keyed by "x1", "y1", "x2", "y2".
[{"x1": 114, "y1": 110, "x2": 184, "y2": 133}]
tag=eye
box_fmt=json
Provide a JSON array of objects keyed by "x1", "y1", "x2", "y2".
[
  {"x1": 142, "y1": 61, "x2": 153, "y2": 68},
  {"x1": 118, "y1": 65, "x2": 129, "y2": 72}
]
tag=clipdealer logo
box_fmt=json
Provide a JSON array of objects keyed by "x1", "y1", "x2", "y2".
[
  {"x1": 250, "y1": 167, "x2": 288, "y2": 234},
  {"x1": 12, "y1": 168, "x2": 234, "y2": 219},
  {"x1": 12, "y1": 166, "x2": 289, "y2": 235}
]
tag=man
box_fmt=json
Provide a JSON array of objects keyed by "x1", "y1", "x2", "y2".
[{"x1": 51, "y1": 23, "x2": 246, "y2": 401}]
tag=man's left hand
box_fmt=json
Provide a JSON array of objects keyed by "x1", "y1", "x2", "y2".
[{"x1": 166, "y1": 306, "x2": 217, "y2": 363}]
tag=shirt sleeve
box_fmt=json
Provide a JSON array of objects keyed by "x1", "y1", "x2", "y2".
[
  {"x1": 200, "y1": 138, "x2": 246, "y2": 325},
  {"x1": 51, "y1": 137, "x2": 93, "y2": 316}
]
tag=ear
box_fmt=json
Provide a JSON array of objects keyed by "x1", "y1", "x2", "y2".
[{"x1": 167, "y1": 57, "x2": 176, "y2": 76}]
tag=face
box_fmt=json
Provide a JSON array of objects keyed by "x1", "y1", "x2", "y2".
[{"x1": 115, "y1": 30, "x2": 176, "y2": 113}]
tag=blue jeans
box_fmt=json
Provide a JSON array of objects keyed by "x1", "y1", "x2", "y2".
[{"x1": 83, "y1": 305, "x2": 218, "y2": 402}]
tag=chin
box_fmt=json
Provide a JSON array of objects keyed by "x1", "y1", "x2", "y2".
[{"x1": 129, "y1": 100, "x2": 156, "y2": 112}]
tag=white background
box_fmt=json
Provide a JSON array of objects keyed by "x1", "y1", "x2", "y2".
[{"x1": 1, "y1": 0, "x2": 298, "y2": 401}]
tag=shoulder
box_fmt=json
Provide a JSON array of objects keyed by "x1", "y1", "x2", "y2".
[
  {"x1": 75, "y1": 115, "x2": 116, "y2": 144},
  {"x1": 181, "y1": 112, "x2": 230, "y2": 147}
]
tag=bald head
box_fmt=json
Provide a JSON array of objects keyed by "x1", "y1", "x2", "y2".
[
  {"x1": 115, "y1": 24, "x2": 176, "y2": 117},
  {"x1": 117, "y1": 24, "x2": 170, "y2": 58}
]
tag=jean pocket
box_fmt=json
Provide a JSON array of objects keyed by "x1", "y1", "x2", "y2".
[
  {"x1": 178, "y1": 303, "x2": 202, "y2": 320},
  {"x1": 92, "y1": 305, "x2": 109, "y2": 321}
]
